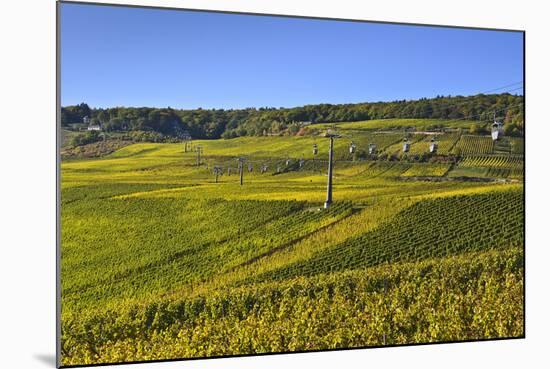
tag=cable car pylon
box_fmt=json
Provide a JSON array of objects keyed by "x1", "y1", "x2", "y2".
[{"x1": 323, "y1": 129, "x2": 341, "y2": 209}]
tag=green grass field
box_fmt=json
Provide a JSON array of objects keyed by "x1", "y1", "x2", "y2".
[{"x1": 60, "y1": 122, "x2": 524, "y2": 366}]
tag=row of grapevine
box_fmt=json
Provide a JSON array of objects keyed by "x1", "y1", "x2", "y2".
[
  {"x1": 400, "y1": 163, "x2": 452, "y2": 177},
  {"x1": 346, "y1": 162, "x2": 411, "y2": 179},
  {"x1": 455, "y1": 155, "x2": 524, "y2": 179},
  {"x1": 459, "y1": 155, "x2": 524, "y2": 169},
  {"x1": 61, "y1": 247, "x2": 523, "y2": 366},
  {"x1": 456, "y1": 135, "x2": 494, "y2": 155},
  {"x1": 259, "y1": 190, "x2": 523, "y2": 281}
]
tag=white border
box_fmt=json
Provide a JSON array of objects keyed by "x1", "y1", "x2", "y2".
[{"x1": 1, "y1": 1, "x2": 548, "y2": 368}]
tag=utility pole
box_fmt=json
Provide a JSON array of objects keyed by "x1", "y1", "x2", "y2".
[
  {"x1": 323, "y1": 131, "x2": 340, "y2": 209},
  {"x1": 312, "y1": 143, "x2": 318, "y2": 170},
  {"x1": 196, "y1": 145, "x2": 202, "y2": 166},
  {"x1": 237, "y1": 157, "x2": 244, "y2": 186},
  {"x1": 213, "y1": 166, "x2": 222, "y2": 183},
  {"x1": 325, "y1": 136, "x2": 334, "y2": 208}
]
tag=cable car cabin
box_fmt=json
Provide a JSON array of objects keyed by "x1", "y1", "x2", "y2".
[
  {"x1": 312, "y1": 144, "x2": 318, "y2": 155},
  {"x1": 402, "y1": 139, "x2": 410, "y2": 153},
  {"x1": 368, "y1": 143, "x2": 377, "y2": 155},
  {"x1": 349, "y1": 142, "x2": 356, "y2": 154},
  {"x1": 429, "y1": 137, "x2": 438, "y2": 153},
  {"x1": 491, "y1": 121, "x2": 504, "y2": 141}
]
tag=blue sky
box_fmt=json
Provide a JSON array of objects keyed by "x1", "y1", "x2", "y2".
[{"x1": 60, "y1": 3, "x2": 524, "y2": 109}]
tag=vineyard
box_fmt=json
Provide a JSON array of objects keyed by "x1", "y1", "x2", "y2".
[
  {"x1": 62, "y1": 196, "x2": 353, "y2": 310},
  {"x1": 456, "y1": 135, "x2": 494, "y2": 155},
  {"x1": 315, "y1": 118, "x2": 481, "y2": 131},
  {"x1": 401, "y1": 163, "x2": 451, "y2": 177},
  {"x1": 459, "y1": 155, "x2": 524, "y2": 168},
  {"x1": 451, "y1": 155, "x2": 524, "y2": 179},
  {"x1": 60, "y1": 120, "x2": 524, "y2": 366},
  {"x1": 61, "y1": 247, "x2": 523, "y2": 365},
  {"x1": 257, "y1": 190, "x2": 523, "y2": 281},
  {"x1": 406, "y1": 132, "x2": 461, "y2": 156}
]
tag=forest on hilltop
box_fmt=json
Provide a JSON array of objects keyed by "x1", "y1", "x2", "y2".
[{"x1": 62, "y1": 93, "x2": 524, "y2": 139}]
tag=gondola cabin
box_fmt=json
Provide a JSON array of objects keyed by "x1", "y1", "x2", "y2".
[
  {"x1": 491, "y1": 121, "x2": 504, "y2": 141},
  {"x1": 429, "y1": 137, "x2": 438, "y2": 153},
  {"x1": 402, "y1": 138, "x2": 410, "y2": 153}
]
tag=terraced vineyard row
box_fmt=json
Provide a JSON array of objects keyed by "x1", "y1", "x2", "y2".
[
  {"x1": 455, "y1": 155, "x2": 524, "y2": 179},
  {"x1": 352, "y1": 162, "x2": 452, "y2": 179},
  {"x1": 352, "y1": 162, "x2": 412, "y2": 178},
  {"x1": 258, "y1": 190, "x2": 523, "y2": 281},
  {"x1": 459, "y1": 155, "x2": 524, "y2": 169},
  {"x1": 484, "y1": 168, "x2": 522, "y2": 178},
  {"x1": 456, "y1": 135, "x2": 494, "y2": 155},
  {"x1": 401, "y1": 163, "x2": 451, "y2": 177}
]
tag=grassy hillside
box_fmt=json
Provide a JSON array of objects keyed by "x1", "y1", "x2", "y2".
[
  {"x1": 314, "y1": 118, "x2": 482, "y2": 131},
  {"x1": 60, "y1": 128, "x2": 524, "y2": 365}
]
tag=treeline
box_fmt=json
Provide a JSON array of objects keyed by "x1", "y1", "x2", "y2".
[{"x1": 62, "y1": 93, "x2": 524, "y2": 139}]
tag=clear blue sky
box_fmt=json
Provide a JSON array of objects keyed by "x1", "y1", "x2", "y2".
[{"x1": 60, "y1": 2, "x2": 524, "y2": 109}]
